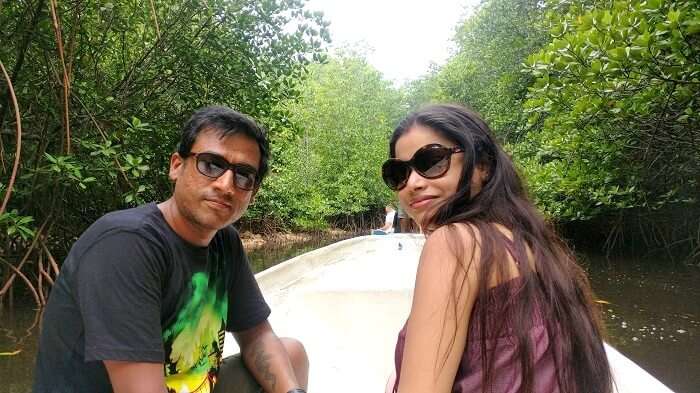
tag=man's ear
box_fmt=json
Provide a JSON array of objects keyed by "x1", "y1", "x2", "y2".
[{"x1": 169, "y1": 152, "x2": 185, "y2": 182}]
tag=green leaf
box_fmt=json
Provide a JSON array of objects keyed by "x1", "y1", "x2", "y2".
[{"x1": 668, "y1": 10, "x2": 681, "y2": 25}]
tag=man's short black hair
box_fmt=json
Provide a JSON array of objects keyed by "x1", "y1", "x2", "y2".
[{"x1": 178, "y1": 106, "x2": 270, "y2": 184}]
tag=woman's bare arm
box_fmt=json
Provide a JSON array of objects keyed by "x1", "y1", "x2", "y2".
[{"x1": 396, "y1": 225, "x2": 481, "y2": 393}]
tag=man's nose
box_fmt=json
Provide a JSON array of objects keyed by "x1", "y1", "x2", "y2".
[{"x1": 211, "y1": 169, "x2": 236, "y2": 192}]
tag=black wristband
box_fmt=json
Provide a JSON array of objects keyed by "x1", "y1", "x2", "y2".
[{"x1": 286, "y1": 389, "x2": 306, "y2": 393}]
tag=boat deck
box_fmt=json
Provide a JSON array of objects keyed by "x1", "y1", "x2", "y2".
[{"x1": 223, "y1": 235, "x2": 674, "y2": 392}]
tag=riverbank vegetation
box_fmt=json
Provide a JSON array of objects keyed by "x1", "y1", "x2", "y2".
[
  {"x1": 407, "y1": 0, "x2": 699, "y2": 259},
  {"x1": 1, "y1": 0, "x2": 698, "y2": 305}
]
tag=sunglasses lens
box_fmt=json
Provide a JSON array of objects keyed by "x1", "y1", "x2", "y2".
[
  {"x1": 381, "y1": 145, "x2": 461, "y2": 191},
  {"x1": 234, "y1": 166, "x2": 257, "y2": 191},
  {"x1": 382, "y1": 160, "x2": 410, "y2": 190},
  {"x1": 197, "y1": 153, "x2": 227, "y2": 178},
  {"x1": 414, "y1": 146, "x2": 451, "y2": 178},
  {"x1": 196, "y1": 153, "x2": 258, "y2": 190}
]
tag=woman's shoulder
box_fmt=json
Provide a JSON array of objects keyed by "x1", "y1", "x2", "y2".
[
  {"x1": 422, "y1": 223, "x2": 484, "y2": 268},
  {"x1": 425, "y1": 222, "x2": 482, "y2": 249},
  {"x1": 423, "y1": 222, "x2": 521, "y2": 271},
  {"x1": 428, "y1": 221, "x2": 517, "y2": 245}
]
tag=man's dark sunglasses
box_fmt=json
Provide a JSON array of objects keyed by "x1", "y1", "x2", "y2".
[
  {"x1": 186, "y1": 152, "x2": 259, "y2": 191},
  {"x1": 382, "y1": 144, "x2": 464, "y2": 191}
]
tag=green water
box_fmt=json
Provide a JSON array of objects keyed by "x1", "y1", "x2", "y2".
[
  {"x1": 1, "y1": 238, "x2": 698, "y2": 392},
  {"x1": 584, "y1": 254, "x2": 700, "y2": 392}
]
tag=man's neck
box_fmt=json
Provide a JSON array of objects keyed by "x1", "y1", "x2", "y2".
[{"x1": 157, "y1": 199, "x2": 214, "y2": 247}]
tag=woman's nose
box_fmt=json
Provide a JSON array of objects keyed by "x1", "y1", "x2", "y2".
[{"x1": 404, "y1": 168, "x2": 426, "y2": 190}]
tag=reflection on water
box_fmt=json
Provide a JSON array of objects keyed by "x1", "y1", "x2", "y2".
[
  {"x1": 0, "y1": 302, "x2": 41, "y2": 393},
  {"x1": 247, "y1": 233, "x2": 356, "y2": 273},
  {"x1": 1, "y1": 237, "x2": 698, "y2": 392},
  {"x1": 584, "y1": 254, "x2": 700, "y2": 393}
]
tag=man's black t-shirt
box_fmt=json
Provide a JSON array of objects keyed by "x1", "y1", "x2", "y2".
[{"x1": 33, "y1": 203, "x2": 270, "y2": 393}]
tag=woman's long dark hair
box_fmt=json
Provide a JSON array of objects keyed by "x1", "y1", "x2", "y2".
[{"x1": 390, "y1": 104, "x2": 612, "y2": 393}]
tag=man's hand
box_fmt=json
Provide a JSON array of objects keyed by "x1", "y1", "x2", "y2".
[
  {"x1": 104, "y1": 360, "x2": 167, "y2": 393},
  {"x1": 234, "y1": 320, "x2": 308, "y2": 393}
]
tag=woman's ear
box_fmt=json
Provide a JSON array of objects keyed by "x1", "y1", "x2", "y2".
[
  {"x1": 477, "y1": 164, "x2": 490, "y2": 185},
  {"x1": 470, "y1": 164, "x2": 489, "y2": 197}
]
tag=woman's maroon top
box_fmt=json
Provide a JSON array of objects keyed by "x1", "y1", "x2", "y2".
[{"x1": 393, "y1": 240, "x2": 561, "y2": 393}]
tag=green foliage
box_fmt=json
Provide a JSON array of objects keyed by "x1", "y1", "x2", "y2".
[
  {"x1": 417, "y1": 0, "x2": 548, "y2": 140},
  {"x1": 522, "y1": 0, "x2": 700, "y2": 220},
  {"x1": 400, "y1": 0, "x2": 698, "y2": 257},
  {"x1": 43, "y1": 153, "x2": 97, "y2": 190},
  {"x1": 0, "y1": 0, "x2": 329, "y2": 258},
  {"x1": 249, "y1": 54, "x2": 402, "y2": 229},
  {"x1": 2, "y1": 0, "x2": 697, "y2": 272},
  {"x1": 0, "y1": 210, "x2": 35, "y2": 241}
]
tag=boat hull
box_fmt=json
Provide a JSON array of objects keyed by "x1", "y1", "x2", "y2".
[{"x1": 224, "y1": 235, "x2": 673, "y2": 393}]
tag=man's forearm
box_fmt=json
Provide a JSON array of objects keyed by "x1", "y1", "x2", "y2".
[
  {"x1": 104, "y1": 360, "x2": 169, "y2": 393},
  {"x1": 241, "y1": 332, "x2": 300, "y2": 393}
]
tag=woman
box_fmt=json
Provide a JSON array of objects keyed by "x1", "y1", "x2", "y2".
[{"x1": 382, "y1": 104, "x2": 612, "y2": 393}]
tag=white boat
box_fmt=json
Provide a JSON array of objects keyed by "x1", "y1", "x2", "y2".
[{"x1": 223, "y1": 235, "x2": 674, "y2": 393}]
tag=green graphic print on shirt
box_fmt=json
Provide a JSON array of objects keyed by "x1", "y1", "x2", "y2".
[{"x1": 163, "y1": 271, "x2": 228, "y2": 393}]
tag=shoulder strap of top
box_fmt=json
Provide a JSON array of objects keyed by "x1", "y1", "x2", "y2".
[{"x1": 499, "y1": 231, "x2": 523, "y2": 266}]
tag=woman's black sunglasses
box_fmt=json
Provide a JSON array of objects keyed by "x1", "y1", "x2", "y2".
[
  {"x1": 382, "y1": 144, "x2": 464, "y2": 191},
  {"x1": 186, "y1": 151, "x2": 259, "y2": 191}
]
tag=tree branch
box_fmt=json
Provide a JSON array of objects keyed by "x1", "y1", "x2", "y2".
[
  {"x1": 0, "y1": 219, "x2": 48, "y2": 295},
  {"x1": 0, "y1": 256, "x2": 41, "y2": 307},
  {"x1": 49, "y1": 0, "x2": 71, "y2": 154},
  {"x1": 149, "y1": 0, "x2": 161, "y2": 39},
  {"x1": 40, "y1": 239, "x2": 60, "y2": 277},
  {"x1": 0, "y1": 61, "x2": 23, "y2": 216},
  {"x1": 0, "y1": 0, "x2": 46, "y2": 133}
]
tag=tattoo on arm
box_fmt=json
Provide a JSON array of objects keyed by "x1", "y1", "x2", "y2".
[{"x1": 252, "y1": 340, "x2": 277, "y2": 391}]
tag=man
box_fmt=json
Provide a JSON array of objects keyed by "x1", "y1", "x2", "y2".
[{"x1": 33, "y1": 107, "x2": 308, "y2": 393}]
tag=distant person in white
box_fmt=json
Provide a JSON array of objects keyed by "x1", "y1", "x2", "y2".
[{"x1": 374, "y1": 205, "x2": 396, "y2": 234}]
